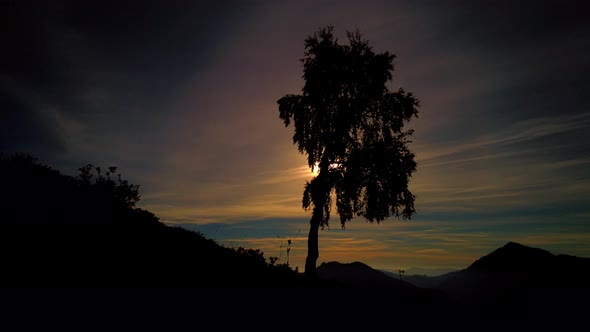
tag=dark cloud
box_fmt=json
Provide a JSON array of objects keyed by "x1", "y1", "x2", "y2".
[
  {"x1": 1, "y1": 0, "x2": 262, "y2": 167},
  {"x1": 1, "y1": 0, "x2": 255, "y2": 89},
  {"x1": 413, "y1": 1, "x2": 590, "y2": 49},
  {"x1": 392, "y1": 0, "x2": 590, "y2": 148},
  {"x1": 0, "y1": 92, "x2": 65, "y2": 156}
]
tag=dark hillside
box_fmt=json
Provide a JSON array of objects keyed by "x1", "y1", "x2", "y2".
[
  {"x1": 0, "y1": 153, "x2": 299, "y2": 288},
  {"x1": 0, "y1": 153, "x2": 466, "y2": 329}
]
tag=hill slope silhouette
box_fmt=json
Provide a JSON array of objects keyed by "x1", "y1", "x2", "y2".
[
  {"x1": 6, "y1": 153, "x2": 584, "y2": 328},
  {"x1": 0, "y1": 153, "x2": 299, "y2": 288},
  {"x1": 0, "y1": 153, "x2": 464, "y2": 329}
]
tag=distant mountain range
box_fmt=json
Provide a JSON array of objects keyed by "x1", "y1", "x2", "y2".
[
  {"x1": 384, "y1": 266, "x2": 458, "y2": 276},
  {"x1": 399, "y1": 241, "x2": 590, "y2": 307},
  {"x1": 318, "y1": 261, "x2": 416, "y2": 289},
  {"x1": 320, "y1": 242, "x2": 590, "y2": 318},
  {"x1": 315, "y1": 260, "x2": 461, "y2": 318}
]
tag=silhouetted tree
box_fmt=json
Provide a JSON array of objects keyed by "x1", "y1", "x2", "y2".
[{"x1": 277, "y1": 26, "x2": 419, "y2": 278}]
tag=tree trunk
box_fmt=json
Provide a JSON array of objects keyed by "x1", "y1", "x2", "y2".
[
  {"x1": 304, "y1": 215, "x2": 320, "y2": 279},
  {"x1": 304, "y1": 161, "x2": 330, "y2": 280}
]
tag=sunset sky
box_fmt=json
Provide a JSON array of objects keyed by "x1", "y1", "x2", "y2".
[{"x1": 2, "y1": 1, "x2": 589, "y2": 275}]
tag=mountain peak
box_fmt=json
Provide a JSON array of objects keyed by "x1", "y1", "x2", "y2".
[
  {"x1": 503, "y1": 241, "x2": 528, "y2": 249},
  {"x1": 467, "y1": 242, "x2": 555, "y2": 272},
  {"x1": 319, "y1": 261, "x2": 372, "y2": 270}
]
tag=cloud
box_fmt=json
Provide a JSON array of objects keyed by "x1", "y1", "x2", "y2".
[
  {"x1": 0, "y1": 76, "x2": 67, "y2": 157},
  {"x1": 416, "y1": 112, "x2": 590, "y2": 165},
  {"x1": 257, "y1": 166, "x2": 316, "y2": 185},
  {"x1": 414, "y1": 248, "x2": 448, "y2": 254}
]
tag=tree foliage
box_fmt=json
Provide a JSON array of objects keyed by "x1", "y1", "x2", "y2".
[{"x1": 278, "y1": 26, "x2": 419, "y2": 229}]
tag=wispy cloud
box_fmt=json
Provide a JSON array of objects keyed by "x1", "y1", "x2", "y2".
[
  {"x1": 416, "y1": 112, "x2": 590, "y2": 165},
  {"x1": 257, "y1": 165, "x2": 316, "y2": 185}
]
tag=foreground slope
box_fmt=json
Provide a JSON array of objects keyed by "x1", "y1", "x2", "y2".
[
  {"x1": 0, "y1": 153, "x2": 467, "y2": 328},
  {"x1": 0, "y1": 153, "x2": 299, "y2": 287}
]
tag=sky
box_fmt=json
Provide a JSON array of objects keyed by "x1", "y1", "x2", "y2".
[{"x1": 2, "y1": 0, "x2": 589, "y2": 275}]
